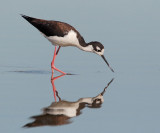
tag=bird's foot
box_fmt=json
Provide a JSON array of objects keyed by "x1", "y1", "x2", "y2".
[{"x1": 51, "y1": 65, "x2": 66, "y2": 75}]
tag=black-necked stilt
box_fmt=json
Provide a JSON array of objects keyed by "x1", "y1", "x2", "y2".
[{"x1": 21, "y1": 15, "x2": 114, "y2": 74}]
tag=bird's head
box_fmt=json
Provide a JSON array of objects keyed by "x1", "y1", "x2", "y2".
[
  {"x1": 89, "y1": 41, "x2": 104, "y2": 56},
  {"x1": 88, "y1": 41, "x2": 114, "y2": 72}
]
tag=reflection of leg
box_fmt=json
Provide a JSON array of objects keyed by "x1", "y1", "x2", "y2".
[
  {"x1": 56, "y1": 91, "x2": 61, "y2": 101},
  {"x1": 51, "y1": 46, "x2": 66, "y2": 75},
  {"x1": 51, "y1": 74, "x2": 65, "y2": 102},
  {"x1": 51, "y1": 77, "x2": 57, "y2": 102},
  {"x1": 53, "y1": 85, "x2": 57, "y2": 102}
]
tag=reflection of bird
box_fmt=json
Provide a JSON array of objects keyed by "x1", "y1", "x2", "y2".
[
  {"x1": 24, "y1": 78, "x2": 114, "y2": 127},
  {"x1": 21, "y1": 15, "x2": 114, "y2": 74},
  {"x1": 43, "y1": 92, "x2": 105, "y2": 118}
]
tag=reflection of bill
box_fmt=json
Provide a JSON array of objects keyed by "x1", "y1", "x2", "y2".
[{"x1": 24, "y1": 76, "x2": 114, "y2": 127}]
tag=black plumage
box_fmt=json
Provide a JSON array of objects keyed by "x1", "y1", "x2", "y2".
[{"x1": 21, "y1": 15, "x2": 86, "y2": 46}]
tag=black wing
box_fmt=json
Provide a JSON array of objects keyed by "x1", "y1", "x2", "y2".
[{"x1": 21, "y1": 15, "x2": 86, "y2": 45}]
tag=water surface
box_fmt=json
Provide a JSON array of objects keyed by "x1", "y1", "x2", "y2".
[{"x1": 0, "y1": 0, "x2": 160, "y2": 133}]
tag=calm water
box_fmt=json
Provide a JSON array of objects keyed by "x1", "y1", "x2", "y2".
[{"x1": 0, "y1": 0, "x2": 160, "y2": 133}]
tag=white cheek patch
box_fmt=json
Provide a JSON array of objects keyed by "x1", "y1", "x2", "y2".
[{"x1": 96, "y1": 46, "x2": 101, "y2": 50}]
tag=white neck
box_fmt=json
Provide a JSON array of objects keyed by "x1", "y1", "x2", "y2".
[{"x1": 77, "y1": 45, "x2": 93, "y2": 52}]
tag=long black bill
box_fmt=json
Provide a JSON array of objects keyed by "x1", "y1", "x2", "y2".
[{"x1": 101, "y1": 55, "x2": 114, "y2": 72}]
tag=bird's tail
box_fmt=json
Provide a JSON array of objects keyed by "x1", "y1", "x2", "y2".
[
  {"x1": 20, "y1": 14, "x2": 36, "y2": 23},
  {"x1": 20, "y1": 14, "x2": 50, "y2": 36}
]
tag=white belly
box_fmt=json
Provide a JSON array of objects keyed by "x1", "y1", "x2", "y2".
[{"x1": 46, "y1": 30, "x2": 80, "y2": 47}]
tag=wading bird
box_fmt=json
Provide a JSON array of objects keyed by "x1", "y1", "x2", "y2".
[{"x1": 21, "y1": 15, "x2": 114, "y2": 74}]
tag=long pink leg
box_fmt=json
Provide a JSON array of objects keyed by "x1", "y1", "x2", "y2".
[
  {"x1": 51, "y1": 46, "x2": 57, "y2": 73},
  {"x1": 51, "y1": 46, "x2": 66, "y2": 75}
]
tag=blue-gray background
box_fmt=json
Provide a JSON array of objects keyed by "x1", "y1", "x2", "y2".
[{"x1": 0, "y1": 0, "x2": 160, "y2": 133}]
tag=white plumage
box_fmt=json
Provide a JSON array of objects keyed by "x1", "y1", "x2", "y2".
[{"x1": 47, "y1": 30, "x2": 80, "y2": 47}]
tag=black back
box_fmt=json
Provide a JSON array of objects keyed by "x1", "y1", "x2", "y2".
[{"x1": 21, "y1": 15, "x2": 86, "y2": 46}]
